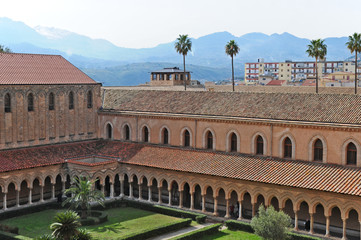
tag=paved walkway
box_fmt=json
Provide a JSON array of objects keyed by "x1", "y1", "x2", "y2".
[{"x1": 148, "y1": 223, "x2": 213, "y2": 240}]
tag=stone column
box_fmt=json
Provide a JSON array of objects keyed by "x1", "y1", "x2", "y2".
[
  {"x1": 61, "y1": 181, "x2": 66, "y2": 197},
  {"x1": 238, "y1": 201, "x2": 242, "y2": 220},
  {"x1": 3, "y1": 193, "x2": 7, "y2": 210},
  {"x1": 148, "y1": 186, "x2": 152, "y2": 202},
  {"x1": 201, "y1": 194, "x2": 206, "y2": 213},
  {"x1": 101, "y1": 185, "x2": 105, "y2": 196},
  {"x1": 342, "y1": 218, "x2": 347, "y2": 240},
  {"x1": 158, "y1": 187, "x2": 162, "y2": 204},
  {"x1": 138, "y1": 184, "x2": 142, "y2": 200},
  {"x1": 110, "y1": 183, "x2": 114, "y2": 198},
  {"x1": 294, "y1": 210, "x2": 299, "y2": 231},
  {"x1": 40, "y1": 185, "x2": 44, "y2": 202},
  {"x1": 28, "y1": 188, "x2": 32, "y2": 204},
  {"x1": 168, "y1": 189, "x2": 172, "y2": 206},
  {"x1": 179, "y1": 191, "x2": 183, "y2": 208},
  {"x1": 325, "y1": 216, "x2": 330, "y2": 237},
  {"x1": 213, "y1": 197, "x2": 218, "y2": 216},
  {"x1": 51, "y1": 184, "x2": 55, "y2": 199},
  {"x1": 225, "y1": 199, "x2": 230, "y2": 218},
  {"x1": 359, "y1": 221, "x2": 361, "y2": 240},
  {"x1": 252, "y1": 203, "x2": 256, "y2": 217},
  {"x1": 16, "y1": 190, "x2": 20, "y2": 207},
  {"x1": 129, "y1": 182, "x2": 133, "y2": 198},
  {"x1": 120, "y1": 180, "x2": 124, "y2": 197},
  {"x1": 309, "y1": 213, "x2": 314, "y2": 234},
  {"x1": 190, "y1": 192, "x2": 194, "y2": 210}
]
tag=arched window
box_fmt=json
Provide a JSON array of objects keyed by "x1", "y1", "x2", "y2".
[
  {"x1": 313, "y1": 139, "x2": 323, "y2": 162},
  {"x1": 143, "y1": 127, "x2": 149, "y2": 142},
  {"x1": 87, "y1": 90, "x2": 93, "y2": 108},
  {"x1": 4, "y1": 93, "x2": 11, "y2": 113},
  {"x1": 207, "y1": 131, "x2": 213, "y2": 149},
  {"x1": 69, "y1": 91, "x2": 74, "y2": 110},
  {"x1": 49, "y1": 92, "x2": 55, "y2": 110},
  {"x1": 106, "y1": 124, "x2": 112, "y2": 139},
  {"x1": 347, "y1": 142, "x2": 357, "y2": 165},
  {"x1": 256, "y1": 135, "x2": 264, "y2": 155},
  {"x1": 124, "y1": 125, "x2": 130, "y2": 140},
  {"x1": 28, "y1": 93, "x2": 34, "y2": 112},
  {"x1": 284, "y1": 137, "x2": 292, "y2": 158},
  {"x1": 184, "y1": 130, "x2": 190, "y2": 147},
  {"x1": 230, "y1": 133, "x2": 237, "y2": 152},
  {"x1": 163, "y1": 128, "x2": 169, "y2": 144}
]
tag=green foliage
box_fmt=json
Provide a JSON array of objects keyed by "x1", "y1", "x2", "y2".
[
  {"x1": 225, "y1": 220, "x2": 254, "y2": 233},
  {"x1": 50, "y1": 210, "x2": 81, "y2": 240},
  {"x1": 346, "y1": 32, "x2": 361, "y2": 94},
  {"x1": 171, "y1": 223, "x2": 221, "y2": 240},
  {"x1": 174, "y1": 35, "x2": 192, "y2": 57},
  {"x1": 63, "y1": 176, "x2": 105, "y2": 219},
  {"x1": 288, "y1": 232, "x2": 321, "y2": 240},
  {"x1": 225, "y1": 40, "x2": 240, "y2": 58},
  {"x1": 250, "y1": 205, "x2": 292, "y2": 240},
  {"x1": 34, "y1": 234, "x2": 56, "y2": 240},
  {"x1": 0, "y1": 45, "x2": 12, "y2": 53},
  {"x1": 306, "y1": 39, "x2": 327, "y2": 60},
  {"x1": 73, "y1": 229, "x2": 92, "y2": 240}
]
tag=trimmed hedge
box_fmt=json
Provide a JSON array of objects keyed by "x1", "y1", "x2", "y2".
[
  {"x1": 225, "y1": 220, "x2": 254, "y2": 233},
  {"x1": 171, "y1": 223, "x2": 222, "y2": 240},
  {"x1": 0, "y1": 224, "x2": 19, "y2": 234},
  {"x1": 0, "y1": 230, "x2": 31, "y2": 240},
  {"x1": 119, "y1": 218, "x2": 192, "y2": 240},
  {"x1": 288, "y1": 232, "x2": 321, "y2": 240},
  {"x1": 0, "y1": 202, "x2": 61, "y2": 221}
]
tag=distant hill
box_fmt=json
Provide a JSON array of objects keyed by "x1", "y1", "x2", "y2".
[{"x1": 0, "y1": 17, "x2": 354, "y2": 86}]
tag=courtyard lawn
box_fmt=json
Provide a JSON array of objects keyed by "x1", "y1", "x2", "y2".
[
  {"x1": 0, "y1": 207, "x2": 181, "y2": 239},
  {"x1": 199, "y1": 229, "x2": 261, "y2": 240}
]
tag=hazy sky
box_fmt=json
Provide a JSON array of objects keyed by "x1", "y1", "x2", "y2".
[{"x1": 1, "y1": 0, "x2": 360, "y2": 48}]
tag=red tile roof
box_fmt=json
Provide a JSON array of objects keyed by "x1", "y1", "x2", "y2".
[
  {"x1": 1, "y1": 140, "x2": 361, "y2": 197},
  {"x1": 0, "y1": 53, "x2": 97, "y2": 85},
  {"x1": 266, "y1": 80, "x2": 286, "y2": 86},
  {"x1": 302, "y1": 79, "x2": 316, "y2": 86}
]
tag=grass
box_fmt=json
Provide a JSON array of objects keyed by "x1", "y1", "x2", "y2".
[
  {"x1": 0, "y1": 207, "x2": 181, "y2": 239},
  {"x1": 199, "y1": 229, "x2": 262, "y2": 240}
]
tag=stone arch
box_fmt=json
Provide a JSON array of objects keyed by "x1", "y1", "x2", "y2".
[
  {"x1": 121, "y1": 122, "x2": 132, "y2": 141},
  {"x1": 140, "y1": 124, "x2": 150, "y2": 143},
  {"x1": 341, "y1": 138, "x2": 361, "y2": 166},
  {"x1": 159, "y1": 125, "x2": 171, "y2": 145},
  {"x1": 308, "y1": 135, "x2": 327, "y2": 163},
  {"x1": 310, "y1": 198, "x2": 328, "y2": 214},
  {"x1": 279, "y1": 133, "x2": 296, "y2": 159},
  {"x1": 180, "y1": 127, "x2": 193, "y2": 147},
  {"x1": 202, "y1": 128, "x2": 216, "y2": 150},
  {"x1": 326, "y1": 202, "x2": 346, "y2": 219},
  {"x1": 225, "y1": 130, "x2": 240, "y2": 152},
  {"x1": 191, "y1": 183, "x2": 202, "y2": 194},
  {"x1": 251, "y1": 132, "x2": 268, "y2": 155},
  {"x1": 104, "y1": 122, "x2": 113, "y2": 139},
  {"x1": 345, "y1": 205, "x2": 361, "y2": 220}
]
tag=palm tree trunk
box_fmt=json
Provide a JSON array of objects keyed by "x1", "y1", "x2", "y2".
[
  {"x1": 183, "y1": 54, "x2": 186, "y2": 91},
  {"x1": 232, "y1": 55, "x2": 235, "y2": 92},
  {"x1": 315, "y1": 58, "x2": 318, "y2": 94},
  {"x1": 81, "y1": 203, "x2": 87, "y2": 219},
  {"x1": 355, "y1": 52, "x2": 358, "y2": 94}
]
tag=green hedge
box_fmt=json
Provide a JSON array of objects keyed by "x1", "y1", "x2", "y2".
[
  {"x1": 288, "y1": 232, "x2": 321, "y2": 240},
  {"x1": 0, "y1": 202, "x2": 61, "y2": 221},
  {"x1": 119, "y1": 218, "x2": 192, "y2": 240},
  {"x1": 225, "y1": 220, "x2": 254, "y2": 233},
  {"x1": 171, "y1": 223, "x2": 222, "y2": 240},
  {"x1": 0, "y1": 230, "x2": 31, "y2": 240},
  {"x1": 123, "y1": 199, "x2": 207, "y2": 223}
]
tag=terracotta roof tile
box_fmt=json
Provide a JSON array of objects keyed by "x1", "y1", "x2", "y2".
[{"x1": 0, "y1": 53, "x2": 97, "y2": 85}]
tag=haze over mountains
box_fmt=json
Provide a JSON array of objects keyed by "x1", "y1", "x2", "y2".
[{"x1": 0, "y1": 17, "x2": 353, "y2": 86}]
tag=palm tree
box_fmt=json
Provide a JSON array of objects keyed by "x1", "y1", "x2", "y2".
[
  {"x1": 346, "y1": 33, "x2": 361, "y2": 94},
  {"x1": 50, "y1": 210, "x2": 81, "y2": 240},
  {"x1": 306, "y1": 39, "x2": 327, "y2": 93},
  {"x1": 63, "y1": 176, "x2": 105, "y2": 219},
  {"x1": 225, "y1": 40, "x2": 240, "y2": 92},
  {"x1": 174, "y1": 34, "x2": 192, "y2": 90}
]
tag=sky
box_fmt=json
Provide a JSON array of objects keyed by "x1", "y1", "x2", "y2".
[{"x1": 1, "y1": 0, "x2": 361, "y2": 49}]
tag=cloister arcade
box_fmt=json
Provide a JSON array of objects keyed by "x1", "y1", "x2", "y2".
[{"x1": 1, "y1": 164, "x2": 360, "y2": 239}]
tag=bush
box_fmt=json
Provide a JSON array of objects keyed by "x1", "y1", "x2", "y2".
[
  {"x1": 0, "y1": 202, "x2": 60, "y2": 221},
  {"x1": 195, "y1": 215, "x2": 207, "y2": 224},
  {"x1": 288, "y1": 232, "x2": 321, "y2": 240},
  {"x1": 251, "y1": 205, "x2": 292, "y2": 240},
  {"x1": 225, "y1": 220, "x2": 254, "y2": 233},
  {"x1": 119, "y1": 218, "x2": 192, "y2": 240},
  {"x1": 0, "y1": 224, "x2": 19, "y2": 234},
  {"x1": 171, "y1": 223, "x2": 221, "y2": 240}
]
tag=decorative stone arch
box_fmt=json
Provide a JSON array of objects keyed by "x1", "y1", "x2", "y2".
[
  {"x1": 294, "y1": 196, "x2": 312, "y2": 212},
  {"x1": 251, "y1": 132, "x2": 268, "y2": 155},
  {"x1": 121, "y1": 122, "x2": 132, "y2": 141},
  {"x1": 238, "y1": 189, "x2": 251, "y2": 201},
  {"x1": 341, "y1": 138, "x2": 361, "y2": 166},
  {"x1": 43, "y1": 174, "x2": 56, "y2": 185},
  {"x1": 104, "y1": 121, "x2": 113, "y2": 139},
  {"x1": 325, "y1": 202, "x2": 346, "y2": 219},
  {"x1": 308, "y1": 135, "x2": 327, "y2": 163},
  {"x1": 180, "y1": 127, "x2": 193, "y2": 147},
  {"x1": 147, "y1": 176, "x2": 157, "y2": 187},
  {"x1": 226, "y1": 188, "x2": 239, "y2": 200},
  {"x1": 279, "y1": 133, "x2": 296, "y2": 160},
  {"x1": 279, "y1": 193, "x2": 296, "y2": 209},
  {"x1": 30, "y1": 176, "x2": 44, "y2": 188},
  {"x1": 159, "y1": 125, "x2": 171, "y2": 145},
  {"x1": 225, "y1": 130, "x2": 240, "y2": 152},
  {"x1": 139, "y1": 124, "x2": 151, "y2": 143},
  {"x1": 310, "y1": 198, "x2": 328, "y2": 214},
  {"x1": 92, "y1": 173, "x2": 106, "y2": 185},
  {"x1": 6, "y1": 181, "x2": 19, "y2": 192},
  {"x1": 158, "y1": 177, "x2": 169, "y2": 188},
  {"x1": 265, "y1": 191, "x2": 281, "y2": 207},
  {"x1": 168, "y1": 179, "x2": 179, "y2": 191},
  {"x1": 345, "y1": 205, "x2": 361, "y2": 220},
  {"x1": 202, "y1": 128, "x2": 216, "y2": 150},
  {"x1": 202, "y1": 184, "x2": 214, "y2": 196},
  {"x1": 104, "y1": 173, "x2": 115, "y2": 184},
  {"x1": 191, "y1": 183, "x2": 202, "y2": 194}
]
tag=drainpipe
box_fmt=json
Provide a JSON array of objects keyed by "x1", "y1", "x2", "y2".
[{"x1": 270, "y1": 123, "x2": 273, "y2": 158}]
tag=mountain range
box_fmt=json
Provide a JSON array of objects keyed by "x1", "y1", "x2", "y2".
[{"x1": 0, "y1": 17, "x2": 353, "y2": 86}]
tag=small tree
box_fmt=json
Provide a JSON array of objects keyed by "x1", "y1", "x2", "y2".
[
  {"x1": 225, "y1": 40, "x2": 240, "y2": 92},
  {"x1": 50, "y1": 210, "x2": 81, "y2": 240},
  {"x1": 306, "y1": 39, "x2": 327, "y2": 94},
  {"x1": 0, "y1": 45, "x2": 12, "y2": 53},
  {"x1": 251, "y1": 205, "x2": 292, "y2": 240},
  {"x1": 174, "y1": 34, "x2": 192, "y2": 91}
]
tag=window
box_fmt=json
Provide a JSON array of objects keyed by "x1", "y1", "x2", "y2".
[
  {"x1": 28, "y1": 93, "x2": 34, "y2": 112},
  {"x1": 184, "y1": 130, "x2": 190, "y2": 147},
  {"x1": 124, "y1": 125, "x2": 130, "y2": 140},
  {"x1": 87, "y1": 91, "x2": 93, "y2": 108},
  {"x1": 106, "y1": 124, "x2": 112, "y2": 139},
  {"x1": 256, "y1": 136, "x2": 264, "y2": 155},
  {"x1": 180, "y1": 74, "x2": 184, "y2": 81},
  {"x1": 206, "y1": 131, "x2": 213, "y2": 149},
  {"x1": 284, "y1": 137, "x2": 292, "y2": 158},
  {"x1": 143, "y1": 127, "x2": 149, "y2": 142},
  {"x1": 49, "y1": 92, "x2": 55, "y2": 110},
  {"x1": 230, "y1": 133, "x2": 237, "y2": 152},
  {"x1": 313, "y1": 139, "x2": 323, "y2": 161},
  {"x1": 69, "y1": 92, "x2": 74, "y2": 110},
  {"x1": 163, "y1": 128, "x2": 169, "y2": 144},
  {"x1": 347, "y1": 142, "x2": 357, "y2": 165},
  {"x1": 4, "y1": 93, "x2": 11, "y2": 113}
]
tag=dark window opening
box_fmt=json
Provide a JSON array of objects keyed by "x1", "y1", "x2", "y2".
[
  {"x1": 87, "y1": 91, "x2": 93, "y2": 108},
  {"x1": 143, "y1": 127, "x2": 149, "y2": 142},
  {"x1": 49, "y1": 92, "x2": 55, "y2": 110},
  {"x1": 124, "y1": 125, "x2": 130, "y2": 140},
  {"x1": 284, "y1": 137, "x2": 292, "y2": 158},
  {"x1": 106, "y1": 124, "x2": 112, "y2": 139},
  {"x1": 163, "y1": 128, "x2": 169, "y2": 144},
  {"x1": 230, "y1": 133, "x2": 237, "y2": 152},
  {"x1": 184, "y1": 130, "x2": 190, "y2": 147},
  {"x1": 256, "y1": 135, "x2": 264, "y2": 155},
  {"x1": 4, "y1": 93, "x2": 11, "y2": 113},
  {"x1": 347, "y1": 142, "x2": 357, "y2": 165},
  {"x1": 207, "y1": 131, "x2": 213, "y2": 149},
  {"x1": 313, "y1": 139, "x2": 323, "y2": 161},
  {"x1": 28, "y1": 93, "x2": 34, "y2": 112},
  {"x1": 69, "y1": 92, "x2": 74, "y2": 110}
]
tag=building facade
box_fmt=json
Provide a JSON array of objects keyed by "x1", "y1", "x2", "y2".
[{"x1": 150, "y1": 67, "x2": 191, "y2": 86}]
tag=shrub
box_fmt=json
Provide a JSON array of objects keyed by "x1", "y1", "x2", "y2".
[
  {"x1": 34, "y1": 234, "x2": 56, "y2": 240},
  {"x1": 288, "y1": 232, "x2": 321, "y2": 240},
  {"x1": 251, "y1": 205, "x2": 292, "y2": 240},
  {"x1": 225, "y1": 220, "x2": 254, "y2": 233},
  {"x1": 195, "y1": 215, "x2": 207, "y2": 224},
  {"x1": 0, "y1": 224, "x2": 19, "y2": 234},
  {"x1": 171, "y1": 223, "x2": 221, "y2": 240}
]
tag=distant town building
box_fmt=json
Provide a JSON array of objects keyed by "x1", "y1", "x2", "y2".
[{"x1": 150, "y1": 67, "x2": 191, "y2": 86}]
